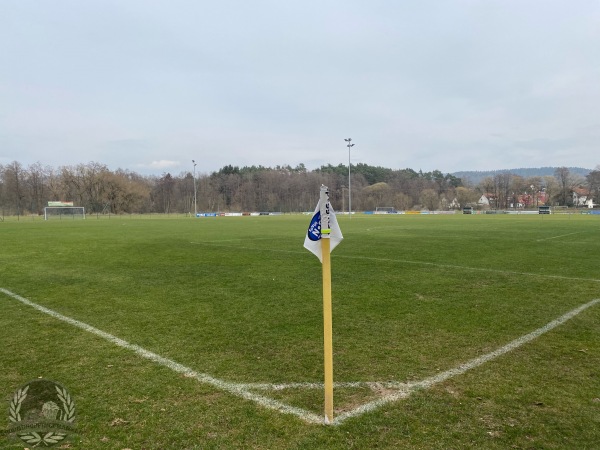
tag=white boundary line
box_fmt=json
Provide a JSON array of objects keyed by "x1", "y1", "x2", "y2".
[
  {"x1": 333, "y1": 297, "x2": 600, "y2": 424},
  {"x1": 191, "y1": 241, "x2": 600, "y2": 284},
  {"x1": 536, "y1": 231, "x2": 583, "y2": 242},
  {"x1": 1, "y1": 288, "x2": 598, "y2": 426},
  {"x1": 0, "y1": 288, "x2": 322, "y2": 425},
  {"x1": 336, "y1": 254, "x2": 600, "y2": 283}
]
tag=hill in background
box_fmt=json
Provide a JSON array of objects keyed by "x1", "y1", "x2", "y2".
[{"x1": 452, "y1": 167, "x2": 593, "y2": 185}]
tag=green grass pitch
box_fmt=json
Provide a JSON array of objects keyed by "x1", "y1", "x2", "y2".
[{"x1": 1, "y1": 213, "x2": 599, "y2": 448}]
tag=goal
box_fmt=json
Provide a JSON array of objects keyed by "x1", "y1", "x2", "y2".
[
  {"x1": 44, "y1": 206, "x2": 86, "y2": 220},
  {"x1": 375, "y1": 207, "x2": 398, "y2": 214}
]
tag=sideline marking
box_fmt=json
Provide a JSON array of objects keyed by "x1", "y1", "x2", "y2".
[
  {"x1": 1, "y1": 288, "x2": 597, "y2": 426},
  {"x1": 333, "y1": 297, "x2": 600, "y2": 424},
  {"x1": 536, "y1": 231, "x2": 583, "y2": 242},
  {"x1": 191, "y1": 241, "x2": 600, "y2": 284},
  {"x1": 0, "y1": 288, "x2": 322, "y2": 425},
  {"x1": 337, "y1": 254, "x2": 600, "y2": 284}
]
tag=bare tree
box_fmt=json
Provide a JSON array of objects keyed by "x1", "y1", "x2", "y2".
[
  {"x1": 494, "y1": 173, "x2": 512, "y2": 209},
  {"x1": 509, "y1": 175, "x2": 526, "y2": 208},
  {"x1": 455, "y1": 186, "x2": 478, "y2": 208},
  {"x1": 81, "y1": 162, "x2": 110, "y2": 213},
  {"x1": 478, "y1": 177, "x2": 494, "y2": 208},
  {"x1": 26, "y1": 162, "x2": 49, "y2": 215},
  {"x1": 2, "y1": 161, "x2": 26, "y2": 216},
  {"x1": 394, "y1": 192, "x2": 412, "y2": 211},
  {"x1": 554, "y1": 167, "x2": 573, "y2": 206},
  {"x1": 420, "y1": 188, "x2": 440, "y2": 211},
  {"x1": 0, "y1": 159, "x2": 480, "y2": 215},
  {"x1": 586, "y1": 166, "x2": 600, "y2": 206},
  {"x1": 362, "y1": 182, "x2": 393, "y2": 210},
  {"x1": 542, "y1": 176, "x2": 559, "y2": 206},
  {"x1": 60, "y1": 166, "x2": 85, "y2": 205},
  {"x1": 526, "y1": 176, "x2": 543, "y2": 207},
  {"x1": 153, "y1": 173, "x2": 175, "y2": 214},
  {"x1": 0, "y1": 164, "x2": 4, "y2": 213}
]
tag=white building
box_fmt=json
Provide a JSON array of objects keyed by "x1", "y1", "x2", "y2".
[
  {"x1": 573, "y1": 192, "x2": 595, "y2": 208},
  {"x1": 477, "y1": 195, "x2": 490, "y2": 207}
]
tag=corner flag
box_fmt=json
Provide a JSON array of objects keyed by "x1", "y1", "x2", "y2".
[
  {"x1": 303, "y1": 187, "x2": 343, "y2": 263},
  {"x1": 304, "y1": 185, "x2": 342, "y2": 424}
]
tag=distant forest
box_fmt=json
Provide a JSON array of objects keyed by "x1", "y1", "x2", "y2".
[
  {"x1": 453, "y1": 167, "x2": 592, "y2": 184},
  {"x1": 1, "y1": 161, "x2": 599, "y2": 216}
]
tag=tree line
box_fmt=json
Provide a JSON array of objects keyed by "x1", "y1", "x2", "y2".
[{"x1": 1, "y1": 160, "x2": 598, "y2": 216}]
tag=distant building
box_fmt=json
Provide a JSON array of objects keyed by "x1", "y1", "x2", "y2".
[
  {"x1": 477, "y1": 195, "x2": 490, "y2": 207},
  {"x1": 573, "y1": 189, "x2": 595, "y2": 208},
  {"x1": 449, "y1": 198, "x2": 461, "y2": 209}
]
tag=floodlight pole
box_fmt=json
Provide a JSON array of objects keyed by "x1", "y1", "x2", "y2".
[
  {"x1": 345, "y1": 138, "x2": 355, "y2": 218},
  {"x1": 192, "y1": 160, "x2": 197, "y2": 217}
]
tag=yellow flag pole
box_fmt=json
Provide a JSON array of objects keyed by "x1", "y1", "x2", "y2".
[
  {"x1": 319, "y1": 186, "x2": 334, "y2": 424},
  {"x1": 321, "y1": 236, "x2": 333, "y2": 423}
]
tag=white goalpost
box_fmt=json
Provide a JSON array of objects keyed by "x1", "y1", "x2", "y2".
[{"x1": 44, "y1": 206, "x2": 86, "y2": 220}]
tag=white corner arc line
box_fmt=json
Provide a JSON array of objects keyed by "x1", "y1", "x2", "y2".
[
  {"x1": 0, "y1": 288, "x2": 322, "y2": 425},
  {"x1": 2, "y1": 288, "x2": 597, "y2": 426}
]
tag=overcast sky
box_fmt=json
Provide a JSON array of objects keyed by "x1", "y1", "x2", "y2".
[{"x1": 2, "y1": 1, "x2": 599, "y2": 176}]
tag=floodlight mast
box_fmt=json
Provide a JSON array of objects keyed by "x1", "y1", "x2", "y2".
[
  {"x1": 192, "y1": 160, "x2": 197, "y2": 217},
  {"x1": 344, "y1": 138, "x2": 355, "y2": 218}
]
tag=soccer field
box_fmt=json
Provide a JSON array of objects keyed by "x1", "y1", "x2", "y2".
[{"x1": 1, "y1": 214, "x2": 599, "y2": 449}]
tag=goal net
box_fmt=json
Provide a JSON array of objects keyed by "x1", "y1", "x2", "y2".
[{"x1": 44, "y1": 207, "x2": 86, "y2": 220}]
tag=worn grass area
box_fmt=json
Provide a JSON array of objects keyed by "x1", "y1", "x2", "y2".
[{"x1": 1, "y1": 213, "x2": 599, "y2": 448}]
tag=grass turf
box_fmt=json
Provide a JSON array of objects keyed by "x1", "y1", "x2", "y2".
[{"x1": 1, "y1": 213, "x2": 599, "y2": 448}]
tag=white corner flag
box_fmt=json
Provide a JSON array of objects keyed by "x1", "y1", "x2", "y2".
[
  {"x1": 303, "y1": 187, "x2": 344, "y2": 263},
  {"x1": 303, "y1": 185, "x2": 343, "y2": 424}
]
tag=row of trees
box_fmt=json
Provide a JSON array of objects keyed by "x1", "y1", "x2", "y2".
[
  {"x1": 1, "y1": 161, "x2": 598, "y2": 216},
  {"x1": 478, "y1": 167, "x2": 600, "y2": 210}
]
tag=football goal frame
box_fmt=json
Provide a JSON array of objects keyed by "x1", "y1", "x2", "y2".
[
  {"x1": 44, "y1": 206, "x2": 86, "y2": 220},
  {"x1": 375, "y1": 207, "x2": 398, "y2": 214}
]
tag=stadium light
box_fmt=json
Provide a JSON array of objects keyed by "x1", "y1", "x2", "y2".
[
  {"x1": 344, "y1": 138, "x2": 355, "y2": 217},
  {"x1": 192, "y1": 160, "x2": 197, "y2": 217}
]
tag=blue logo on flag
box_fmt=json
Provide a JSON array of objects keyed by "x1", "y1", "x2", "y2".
[{"x1": 307, "y1": 211, "x2": 321, "y2": 241}]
